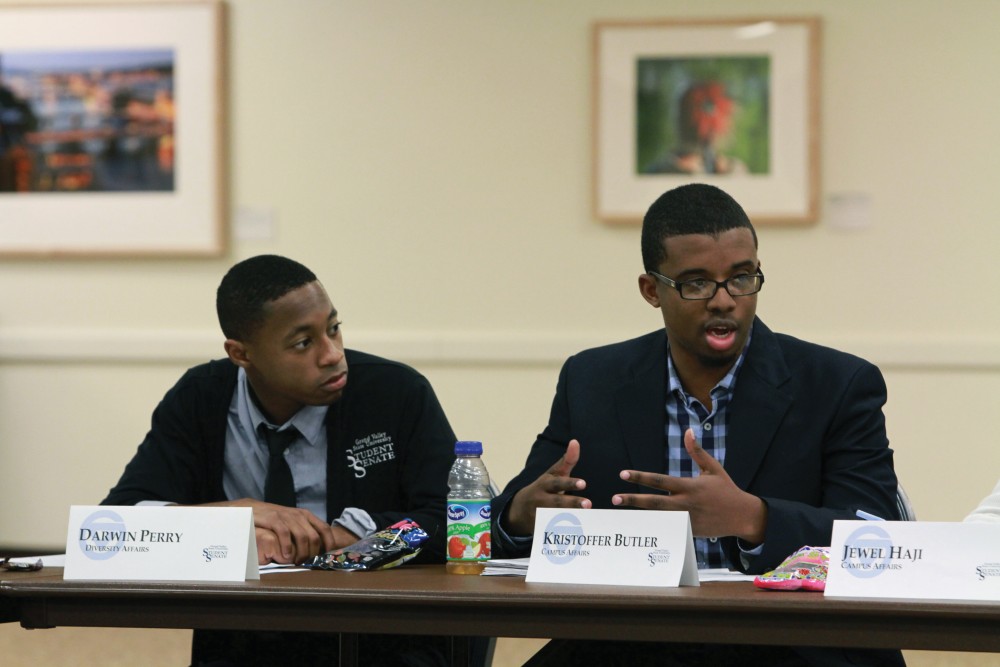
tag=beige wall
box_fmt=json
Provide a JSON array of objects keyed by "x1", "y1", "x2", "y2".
[{"x1": 1, "y1": 0, "x2": 998, "y2": 553}]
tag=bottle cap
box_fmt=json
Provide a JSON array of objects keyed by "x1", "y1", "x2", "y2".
[{"x1": 454, "y1": 440, "x2": 483, "y2": 456}]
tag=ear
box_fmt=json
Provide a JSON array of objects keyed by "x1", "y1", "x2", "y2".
[
  {"x1": 224, "y1": 339, "x2": 251, "y2": 369},
  {"x1": 638, "y1": 273, "x2": 661, "y2": 308}
]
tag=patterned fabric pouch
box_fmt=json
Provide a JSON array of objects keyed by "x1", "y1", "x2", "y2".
[
  {"x1": 753, "y1": 546, "x2": 829, "y2": 591},
  {"x1": 305, "y1": 519, "x2": 429, "y2": 571}
]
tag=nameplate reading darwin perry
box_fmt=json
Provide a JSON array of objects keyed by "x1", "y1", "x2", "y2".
[{"x1": 65, "y1": 505, "x2": 258, "y2": 582}]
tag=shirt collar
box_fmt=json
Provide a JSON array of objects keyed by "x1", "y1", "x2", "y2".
[
  {"x1": 237, "y1": 367, "x2": 326, "y2": 448},
  {"x1": 667, "y1": 324, "x2": 754, "y2": 400}
]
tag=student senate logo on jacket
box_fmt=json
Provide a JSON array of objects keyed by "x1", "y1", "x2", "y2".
[{"x1": 347, "y1": 432, "x2": 396, "y2": 478}]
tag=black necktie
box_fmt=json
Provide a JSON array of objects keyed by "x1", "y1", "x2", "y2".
[{"x1": 259, "y1": 424, "x2": 298, "y2": 507}]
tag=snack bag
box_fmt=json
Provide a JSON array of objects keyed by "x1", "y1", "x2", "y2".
[
  {"x1": 753, "y1": 546, "x2": 829, "y2": 592},
  {"x1": 306, "y1": 518, "x2": 429, "y2": 572}
]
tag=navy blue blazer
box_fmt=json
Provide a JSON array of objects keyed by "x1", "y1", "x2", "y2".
[{"x1": 493, "y1": 318, "x2": 900, "y2": 573}]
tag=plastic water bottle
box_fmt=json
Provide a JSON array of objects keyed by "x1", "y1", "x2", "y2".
[{"x1": 446, "y1": 441, "x2": 492, "y2": 574}]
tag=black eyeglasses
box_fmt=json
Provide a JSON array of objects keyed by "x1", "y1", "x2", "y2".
[
  {"x1": 0, "y1": 557, "x2": 43, "y2": 572},
  {"x1": 648, "y1": 269, "x2": 765, "y2": 300}
]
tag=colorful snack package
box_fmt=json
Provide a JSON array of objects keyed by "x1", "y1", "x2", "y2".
[
  {"x1": 305, "y1": 518, "x2": 429, "y2": 572},
  {"x1": 753, "y1": 546, "x2": 829, "y2": 592}
]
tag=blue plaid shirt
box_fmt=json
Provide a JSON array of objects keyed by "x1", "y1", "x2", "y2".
[{"x1": 665, "y1": 331, "x2": 752, "y2": 570}]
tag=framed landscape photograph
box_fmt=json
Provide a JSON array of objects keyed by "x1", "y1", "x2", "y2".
[
  {"x1": 593, "y1": 17, "x2": 820, "y2": 225},
  {"x1": 0, "y1": 1, "x2": 225, "y2": 256}
]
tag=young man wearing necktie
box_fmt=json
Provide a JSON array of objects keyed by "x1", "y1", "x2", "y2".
[{"x1": 103, "y1": 254, "x2": 456, "y2": 666}]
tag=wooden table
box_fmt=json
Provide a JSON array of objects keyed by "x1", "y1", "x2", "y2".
[{"x1": 2, "y1": 565, "x2": 999, "y2": 662}]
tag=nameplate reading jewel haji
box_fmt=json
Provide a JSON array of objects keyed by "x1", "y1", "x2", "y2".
[
  {"x1": 825, "y1": 520, "x2": 1000, "y2": 600},
  {"x1": 525, "y1": 508, "x2": 698, "y2": 587},
  {"x1": 64, "y1": 506, "x2": 259, "y2": 582}
]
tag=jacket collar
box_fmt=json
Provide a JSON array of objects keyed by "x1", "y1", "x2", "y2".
[
  {"x1": 614, "y1": 331, "x2": 669, "y2": 474},
  {"x1": 724, "y1": 318, "x2": 793, "y2": 489}
]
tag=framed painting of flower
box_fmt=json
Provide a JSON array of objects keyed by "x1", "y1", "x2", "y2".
[{"x1": 593, "y1": 18, "x2": 820, "y2": 225}]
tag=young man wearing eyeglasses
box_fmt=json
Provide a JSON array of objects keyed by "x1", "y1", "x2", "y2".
[{"x1": 492, "y1": 184, "x2": 903, "y2": 666}]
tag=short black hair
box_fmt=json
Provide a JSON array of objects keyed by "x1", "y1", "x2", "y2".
[
  {"x1": 640, "y1": 183, "x2": 758, "y2": 272},
  {"x1": 216, "y1": 255, "x2": 317, "y2": 340}
]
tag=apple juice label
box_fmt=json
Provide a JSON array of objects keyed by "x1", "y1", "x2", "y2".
[{"x1": 446, "y1": 499, "x2": 491, "y2": 561}]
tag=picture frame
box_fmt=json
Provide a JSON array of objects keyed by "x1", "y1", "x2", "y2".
[
  {"x1": 0, "y1": 1, "x2": 226, "y2": 257},
  {"x1": 593, "y1": 17, "x2": 820, "y2": 225}
]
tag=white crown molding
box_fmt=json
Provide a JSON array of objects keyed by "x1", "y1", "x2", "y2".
[{"x1": 0, "y1": 328, "x2": 998, "y2": 371}]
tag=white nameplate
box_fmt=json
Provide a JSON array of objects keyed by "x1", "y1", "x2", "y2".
[
  {"x1": 65, "y1": 506, "x2": 259, "y2": 582},
  {"x1": 525, "y1": 508, "x2": 698, "y2": 587},
  {"x1": 826, "y1": 520, "x2": 1000, "y2": 600}
]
